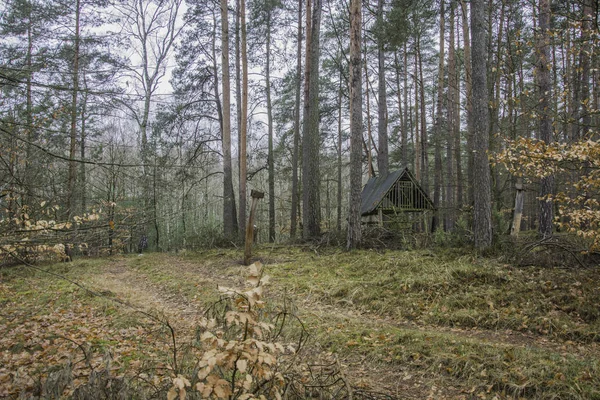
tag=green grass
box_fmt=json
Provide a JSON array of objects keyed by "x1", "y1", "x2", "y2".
[
  {"x1": 257, "y1": 248, "x2": 600, "y2": 343},
  {"x1": 2, "y1": 247, "x2": 600, "y2": 398}
]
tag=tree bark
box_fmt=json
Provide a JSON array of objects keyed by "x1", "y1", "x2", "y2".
[
  {"x1": 403, "y1": 44, "x2": 409, "y2": 168},
  {"x1": 376, "y1": 0, "x2": 388, "y2": 178},
  {"x1": 537, "y1": 0, "x2": 554, "y2": 238},
  {"x1": 460, "y1": 0, "x2": 473, "y2": 207},
  {"x1": 471, "y1": 0, "x2": 493, "y2": 249},
  {"x1": 221, "y1": 0, "x2": 238, "y2": 239},
  {"x1": 239, "y1": 0, "x2": 248, "y2": 239},
  {"x1": 236, "y1": 0, "x2": 246, "y2": 238},
  {"x1": 347, "y1": 0, "x2": 363, "y2": 250},
  {"x1": 414, "y1": 51, "x2": 420, "y2": 181},
  {"x1": 67, "y1": 0, "x2": 81, "y2": 218},
  {"x1": 394, "y1": 51, "x2": 407, "y2": 167},
  {"x1": 417, "y1": 39, "x2": 428, "y2": 191},
  {"x1": 80, "y1": 73, "x2": 88, "y2": 213},
  {"x1": 290, "y1": 0, "x2": 302, "y2": 239},
  {"x1": 302, "y1": 0, "x2": 322, "y2": 239},
  {"x1": 432, "y1": 0, "x2": 445, "y2": 233},
  {"x1": 266, "y1": 11, "x2": 276, "y2": 242},
  {"x1": 337, "y1": 67, "x2": 343, "y2": 232},
  {"x1": 364, "y1": 37, "x2": 374, "y2": 178},
  {"x1": 446, "y1": 0, "x2": 457, "y2": 230}
]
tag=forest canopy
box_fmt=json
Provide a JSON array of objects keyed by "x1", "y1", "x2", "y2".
[{"x1": 1, "y1": 0, "x2": 599, "y2": 260}]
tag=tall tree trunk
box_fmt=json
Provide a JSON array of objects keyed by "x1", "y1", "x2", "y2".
[
  {"x1": 537, "y1": 0, "x2": 554, "y2": 238},
  {"x1": 347, "y1": 0, "x2": 363, "y2": 250},
  {"x1": 302, "y1": 0, "x2": 322, "y2": 239},
  {"x1": 491, "y1": 1, "x2": 505, "y2": 210},
  {"x1": 580, "y1": 0, "x2": 593, "y2": 137},
  {"x1": 221, "y1": 0, "x2": 238, "y2": 238},
  {"x1": 236, "y1": 0, "x2": 245, "y2": 238},
  {"x1": 67, "y1": 0, "x2": 81, "y2": 218},
  {"x1": 337, "y1": 67, "x2": 343, "y2": 232},
  {"x1": 471, "y1": 0, "x2": 492, "y2": 249},
  {"x1": 266, "y1": 12, "x2": 276, "y2": 242},
  {"x1": 418, "y1": 39, "x2": 428, "y2": 191},
  {"x1": 24, "y1": 10, "x2": 33, "y2": 209},
  {"x1": 453, "y1": 5, "x2": 462, "y2": 208},
  {"x1": 414, "y1": 51, "x2": 420, "y2": 181},
  {"x1": 364, "y1": 38, "x2": 375, "y2": 178},
  {"x1": 376, "y1": 0, "x2": 388, "y2": 177},
  {"x1": 239, "y1": 0, "x2": 248, "y2": 238},
  {"x1": 403, "y1": 44, "x2": 409, "y2": 168},
  {"x1": 394, "y1": 51, "x2": 407, "y2": 166},
  {"x1": 290, "y1": 0, "x2": 302, "y2": 239},
  {"x1": 460, "y1": 0, "x2": 473, "y2": 207},
  {"x1": 446, "y1": 1, "x2": 457, "y2": 230},
  {"x1": 153, "y1": 161, "x2": 160, "y2": 249},
  {"x1": 80, "y1": 73, "x2": 88, "y2": 213},
  {"x1": 432, "y1": 0, "x2": 445, "y2": 233}
]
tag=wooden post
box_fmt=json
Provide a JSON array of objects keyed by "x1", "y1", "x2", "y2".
[
  {"x1": 244, "y1": 190, "x2": 264, "y2": 265},
  {"x1": 511, "y1": 178, "x2": 524, "y2": 236}
]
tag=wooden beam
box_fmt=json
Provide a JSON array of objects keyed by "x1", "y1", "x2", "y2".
[{"x1": 244, "y1": 190, "x2": 264, "y2": 265}]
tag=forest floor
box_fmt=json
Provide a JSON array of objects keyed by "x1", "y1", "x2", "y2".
[{"x1": 1, "y1": 246, "x2": 600, "y2": 399}]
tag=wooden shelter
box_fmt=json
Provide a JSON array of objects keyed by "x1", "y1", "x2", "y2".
[{"x1": 360, "y1": 168, "x2": 434, "y2": 227}]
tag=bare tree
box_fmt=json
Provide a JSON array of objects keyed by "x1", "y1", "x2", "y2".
[{"x1": 117, "y1": 0, "x2": 185, "y2": 246}]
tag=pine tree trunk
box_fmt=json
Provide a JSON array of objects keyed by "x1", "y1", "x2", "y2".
[
  {"x1": 394, "y1": 51, "x2": 406, "y2": 167},
  {"x1": 414, "y1": 52, "x2": 420, "y2": 181},
  {"x1": 239, "y1": 0, "x2": 248, "y2": 239},
  {"x1": 266, "y1": 13, "x2": 276, "y2": 242},
  {"x1": 418, "y1": 39, "x2": 428, "y2": 191},
  {"x1": 347, "y1": 0, "x2": 363, "y2": 250},
  {"x1": 67, "y1": 0, "x2": 81, "y2": 219},
  {"x1": 80, "y1": 74, "x2": 88, "y2": 213},
  {"x1": 432, "y1": 0, "x2": 445, "y2": 233},
  {"x1": 537, "y1": 0, "x2": 554, "y2": 238},
  {"x1": 471, "y1": 0, "x2": 492, "y2": 249},
  {"x1": 403, "y1": 44, "x2": 409, "y2": 168},
  {"x1": 24, "y1": 12, "x2": 33, "y2": 209},
  {"x1": 290, "y1": 0, "x2": 302, "y2": 239},
  {"x1": 376, "y1": 0, "x2": 388, "y2": 177},
  {"x1": 302, "y1": 0, "x2": 322, "y2": 239},
  {"x1": 337, "y1": 68, "x2": 343, "y2": 232},
  {"x1": 580, "y1": 0, "x2": 593, "y2": 135},
  {"x1": 364, "y1": 37, "x2": 375, "y2": 178},
  {"x1": 236, "y1": 0, "x2": 246, "y2": 238},
  {"x1": 446, "y1": 1, "x2": 456, "y2": 230},
  {"x1": 460, "y1": 0, "x2": 473, "y2": 207},
  {"x1": 221, "y1": 0, "x2": 238, "y2": 239}
]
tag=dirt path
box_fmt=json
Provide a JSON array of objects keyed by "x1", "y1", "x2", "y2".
[
  {"x1": 84, "y1": 256, "x2": 599, "y2": 399},
  {"x1": 87, "y1": 259, "x2": 205, "y2": 336}
]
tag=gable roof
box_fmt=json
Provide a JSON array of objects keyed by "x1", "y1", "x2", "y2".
[{"x1": 360, "y1": 167, "x2": 434, "y2": 215}]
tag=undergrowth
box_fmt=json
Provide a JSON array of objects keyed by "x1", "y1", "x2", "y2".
[{"x1": 2, "y1": 247, "x2": 600, "y2": 398}]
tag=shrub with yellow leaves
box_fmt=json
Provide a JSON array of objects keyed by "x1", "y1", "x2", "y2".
[
  {"x1": 0, "y1": 201, "x2": 103, "y2": 264},
  {"x1": 167, "y1": 262, "x2": 301, "y2": 400},
  {"x1": 496, "y1": 137, "x2": 600, "y2": 250}
]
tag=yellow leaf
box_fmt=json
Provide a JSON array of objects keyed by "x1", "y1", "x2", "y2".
[
  {"x1": 167, "y1": 387, "x2": 178, "y2": 400},
  {"x1": 236, "y1": 359, "x2": 248, "y2": 373}
]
